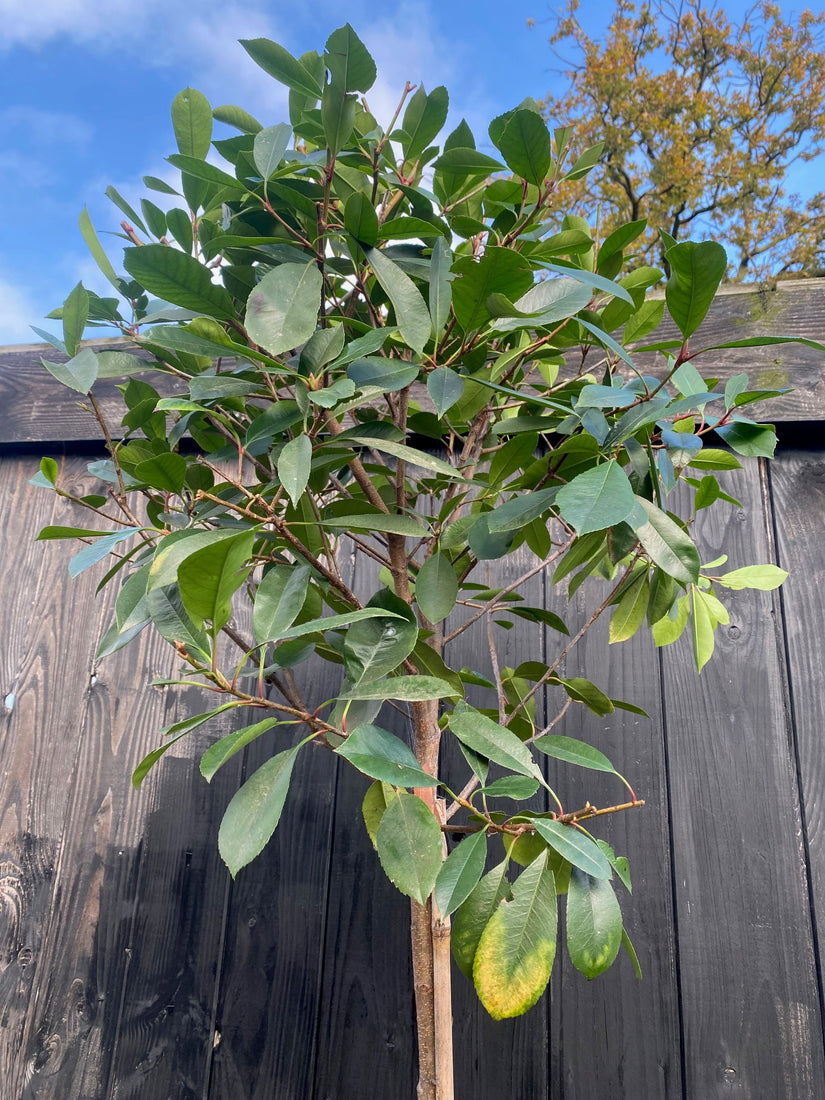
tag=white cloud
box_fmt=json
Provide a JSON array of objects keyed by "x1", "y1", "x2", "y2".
[{"x1": 0, "y1": 267, "x2": 43, "y2": 345}]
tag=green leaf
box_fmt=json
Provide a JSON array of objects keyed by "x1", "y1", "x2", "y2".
[
  {"x1": 145, "y1": 582, "x2": 211, "y2": 662},
  {"x1": 344, "y1": 595, "x2": 418, "y2": 683},
  {"x1": 622, "y1": 927, "x2": 643, "y2": 979},
  {"x1": 473, "y1": 851, "x2": 557, "y2": 1019},
  {"x1": 716, "y1": 564, "x2": 788, "y2": 591},
  {"x1": 480, "y1": 776, "x2": 541, "y2": 800},
  {"x1": 532, "y1": 820, "x2": 613, "y2": 879},
  {"x1": 133, "y1": 453, "x2": 187, "y2": 493},
  {"x1": 631, "y1": 497, "x2": 700, "y2": 585},
  {"x1": 558, "y1": 676, "x2": 613, "y2": 716},
  {"x1": 427, "y1": 366, "x2": 463, "y2": 418},
  {"x1": 452, "y1": 246, "x2": 532, "y2": 333},
  {"x1": 67, "y1": 527, "x2": 140, "y2": 578},
  {"x1": 341, "y1": 676, "x2": 459, "y2": 702},
  {"x1": 375, "y1": 791, "x2": 443, "y2": 904},
  {"x1": 449, "y1": 701, "x2": 542, "y2": 780},
  {"x1": 62, "y1": 282, "x2": 89, "y2": 357},
  {"x1": 452, "y1": 859, "x2": 511, "y2": 978},
  {"x1": 321, "y1": 83, "x2": 356, "y2": 156},
  {"x1": 533, "y1": 735, "x2": 616, "y2": 774},
  {"x1": 565, "y1": 141, "x2": 604, "y2": 180},
  {"x1": 336, "y1": 723, "x2": 437, "y2": 787},
  {"x1": 362, "y1": 781, "x2": 398, "y2": 847},
  {"x1": 123, "y1": 245, "x2": 235, "y2": 319},
  {"x1": 322, "y1": 512, "x2": 426, "y2": 536},
  {"x1": 219, "y1": 743, "x2": 303, "y2": 876},
  {"x1": 690, "y1": 587, "x2": 716, "y2": 672},
  {"x1": 171, "y1": 87, "x2": 212, "y2": 159},
  {"x1": 665, "y1": 240, "x2": 727, "y2": 338},
  {"x1": 344, "y1": 191, "x2": 379, "y2": 245},
  {"x1": 566, "y1": 868, "x2": 622, "y2": 978},
  {"x1": 715, "y1": 421, "x2": 777, "y2": 458},
  {"x1": 166, "y1": 154, "x2": 247, "y2": 192},
  {"x1": 212, "y1": 103, "x2": 263, "y2": 133},
  {"x1": 491, "y1": 108, "x2": 552, "y2": 186},
  {"x1": 38, "y1": 457, "x2": 58, "y2": 487},
  {"x1": 603, "y1": 396, "x2": 670, "y2": 449},
  {"x1": 535, "y1": 261, "x2": 635, "y2": 306},
  {"x1": 556, "y1": 461, "x2": 637, "y2": 535},
  {"x1": 253, "y1": 122, "x2": 292, "y2": 179},
  {"x1": 347, "y1": 358, "x2": 418, "y2": 392},
  {"x1": 79, "y1": 207, "x2": 119, "y2": 290},
  {"x1": 273, "y1": 607, "x2": 407, "y2": 643},
  {"x1": 245, "y1": 262, "x2": 323, "y2": 355},
  {"x1": 278, "y1": 433, "x2": 312, "y2": 506},
  {"x1": 429, "y1": 237, "x2": 454, "y2": 336},
  {"x1": 241, "y1": 38, "x2": 323, "y2": 98},
  {"x1": 486, "y1": 488, "x2": 558, "y2": 534},
  {"x1": 652, "y1": 594, "x2": 690, "y2": 647},
  {"x1": 41, "y1": 348, "x2": 98, "y2": 394},
  {"x1": 365, "y1": 247, "x2": 431, "y2": 353},
  {"x1": 688, "y1": 448, "x2": 742, "y2": 471},
  {"x1": 253, "y1": 564, "x2": 310, "y2": 644},
  {"x1": 401, "y1": 84, "x2": 449, "y2": 161},
  {"x1": 415, "y1": 552, "x2": 458, "y2": 624},
  {"x1": 178, "y1": 530, "x2": 254, "y2": 632},
  {"x1": 96, "y1": 351, "x2": 153, "y2": 378},
  {"x1": 491, "y1": 277, "x2": 592, "y2": 332},
  {"x1": 345, "y1": 435, "x2": 463, "y2": 481},
  {"x1": 200, "y1": 717, "x2": 282, "y2": 781},
  {"x1": 325, "y1": 24, "x2": 376, "y2": 92},
  {"x1": 132, "y1": 702, "x2": 244, "y2": 787},
  {"x1": 434, "y1": 830, "x2": 488, "y2": 918},
  {"x1": 105, "y1": 185, "x2": 147, "y2": 234}
]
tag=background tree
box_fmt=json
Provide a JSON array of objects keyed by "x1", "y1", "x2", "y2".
[{"x1": 539, "y1": 0, "x2": 825, "y2": 281}]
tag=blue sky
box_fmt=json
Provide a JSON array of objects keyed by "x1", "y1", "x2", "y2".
[{"x1": 0, "y1": 0, "x2": 786, "y2": 346}]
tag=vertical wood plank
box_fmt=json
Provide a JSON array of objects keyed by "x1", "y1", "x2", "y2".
[
  {"x1": 660, "y1": 462, "x2": 824, "y2": 1097},
  {"x1": 552, "y1": 602, "x2": 682, "y2": 1098},
  {"x1": 768, "y1": 449, "x2": 825, "y2": 1055}
]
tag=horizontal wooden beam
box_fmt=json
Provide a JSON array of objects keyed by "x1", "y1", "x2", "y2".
[{"x1": 2, "y1": 280, "x2": 824, "y2": 447}]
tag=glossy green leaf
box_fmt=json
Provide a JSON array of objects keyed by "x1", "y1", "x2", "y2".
[
  {"x1": 434, "y1": 830, "x2": 487, "y2": 918},
  {"x1": 274, "y1": 607, "x2": 406, "y2": 643},
  {"x1": 344, "y1": 191, "x2": 379, "y2": 245},
  {"x1": 365, "y1": 247, "x2": 431, "y2": 353},
  {"x1": 62, "y1": 282, "x2": 89, "y2": 357},
  {"x1": 622, "y1": 927, "x2": 643, "y2": 979},
  {"x1": 714, "y1": 421, "x2": 777, "y2": 458},
  {"x1": 340, "y1": 676, "x2": 460, "y2": 702},
  {"x1": 212, "y1": 103, "x2": 263, "y2": 133},
  {"x1": 132, "y1": 702, "x2": 244, "y2": 788},
  {"x1": 427, "y1": 366, "x2": 463, "y2": 418},
  {"x1": 253, "y1": 122, "x2": 292, "y2": 179},
  {"x1": 375, "y1": 791, "x2": 443, "y2": 904},
  {"x1": 665, "y1": 240, "x2": 727, "y2": 338},
  {"x1": 362, "y1": 781, "x2": 398, "y2": 847},
  {"x1": 171, "y1": 87, "x2": 212, "y2": 159},
  {"x1": 473, "y1": 851, "x2": 557, "y2": 1019},
  {"x1": 631, "y1": 496, "x2": 700, "y2": 584},
  {"x1": 532, "y1": 820, "x2": 613, "y2": 879},
  {"x1": 325, "y1": 24, "x2": 376, "y2": 92},
  {"x1": 219, "y1": 743, "x2": 303, "y2": 876},
  {"x1": 452, "y1": 859, "x2": 512, "y2": 978},
  {"x1": 178, "y1": 530, "x2": 254, "y2": 632},
  {"x1": 344, "y1": 593, "x2": 418, "y2": 683},
  {"x1": 652, "y1": 594, "x2": 690, "y2": 647},
  {"x1": 41, "y1": 348, "x2": 98, "y2": 394},
  {"x1": 566, "y1": 868, "x2": 623, "y2": 978},
  {"x1": 278, "y1": 433, "x2": 312, "y2": 506},
  {"x1": 145, "y1": 582, "x2": 211, "y2": 662},
  {"x1": 715, "y1": 564, "x2": 788, "y2": 591},
  {"x1": 336, "y1": 723, "x2": 437, "y2": 787},
  {"x1": 558, "y1": 677, "x2": 614, "y2": 716},
  {"x1": 480, "y1": 776, "x2": 541, "y2": 800},
  {"x1": 452, "y1": 246, "x2": 532, "y2": 333},
  {"x1": 415, "y1": 552, "x2": 458, "y2": 624},
  {"x1": 321, "y1": 83, "x2": 356, "y2": 156},
  {"x1": 240, "y1": 38, "x2": 323, "y2": 98},
  {"x1": 166, "y1": 154, "x2": 247, "y2": 192},
  {"x1": 492, "y1": 108, "x2": 552, "y2": 186},
  {"x1": 534, "y1": 734, "x2": 616, "y2": 774},
  {"x1": 556, "y1": 461, "x2": 637, "y2": 535},
  {"x1": 401, "y1": 84, "x2": 449, "y2": 161},
  {"x1": 449, "y1": 701, "x2": 542, "y2": 780},
  {"x1": 253, "y1": 564, "x2": 310, "y2": 644},
  {"x1": 322, "y1": 512, "x2": 426, "y2": 536},
  {"x1": 79, "y1": 207, "x2": 119, "y2": 289},
  {"x1": 67, "y1": 527, "x2": 140, "y2": 578},
  {"x1": 486, "y1": 488, "x2": 558, "y2": 534},
  {"x1": 491, "y1": 278, "x2": 592, "y2": 332},
  {"x1": 133, "y1": 453, "x2": 187, "y2": 493},
  {"x1": 123, "y1": 245, "x2": 235, "y2": 319},
  {"x1": 347, "y1": 358, "x2": 418, "y2": 392},
  {"x1": 691, "y1": 586, "x2": 717, "y2": 672},
  {"x1": 200, "y1": 717, "x2": 282, "y2": 781},
  {"x1": 245, "y1": 262, "x2": 323, "y2": 355},
  {"x1": 429, "y1": 237, "x2": 454, "y2": 336},
  {"x1": 345, "y1": 435, "x2": 464, "y2": 480}
]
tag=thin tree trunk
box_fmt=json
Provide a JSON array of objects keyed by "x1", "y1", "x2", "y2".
[{"x1": 411, "y1": 699, "x2": 455, "y2": 1100}]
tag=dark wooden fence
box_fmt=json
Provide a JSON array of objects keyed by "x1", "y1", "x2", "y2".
[{"x1": 2, "y1": 280, "x2": 825, "y2": 1098}]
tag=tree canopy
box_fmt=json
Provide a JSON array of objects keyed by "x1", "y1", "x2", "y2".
[{"x1": 539, "y1": 0, "x2": 825, "y2": 281}]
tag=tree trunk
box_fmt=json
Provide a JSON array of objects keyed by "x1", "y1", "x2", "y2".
[{"x1": 411, "y1": 698, "x2": 454, "y2": 1100}]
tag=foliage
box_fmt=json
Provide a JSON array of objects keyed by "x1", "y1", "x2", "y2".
[
  {"x1": 32, "y1": 22, "x2": 804, "y2": 1090},
  {"x1": 538, "y1": 0, "x2": 825, "y2": 281}
]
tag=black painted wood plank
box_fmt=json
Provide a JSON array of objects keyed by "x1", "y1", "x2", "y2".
[
  {"x1": 768, "y1": 450, "x2": 825, "y2": 1054},
  {"x1": 660, "y1": 463, "x2": 824, "y2": 1097},
  {"x1": 551, "y1": 603, "x2": 681, "y2": 1098}
]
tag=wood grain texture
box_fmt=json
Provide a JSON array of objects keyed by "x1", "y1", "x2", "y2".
[
  {"x1": 660, "y1": 463, "x2": 825, "y2": 1098},
  {"x1": 768, "y1": 451, "x2": 825, "y2": 1036},
  {"x1": 3, "y1": 278, "x2": 825, "y2": 447},
  {"x1": 550, "y1": 596, "x2": 681, "y2": 1099}
]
